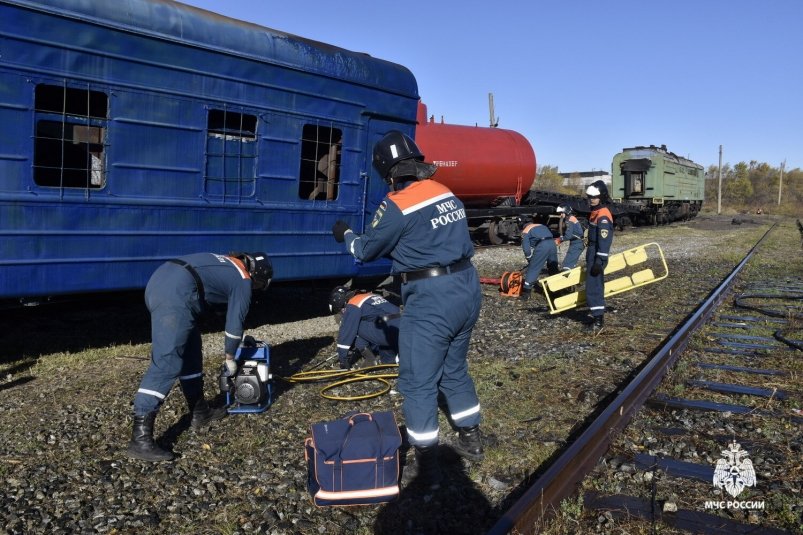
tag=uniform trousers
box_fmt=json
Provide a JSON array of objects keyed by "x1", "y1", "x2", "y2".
[
  {"x1": 523, "y1": 241, "x2": 558, "y2": 288},
  {"x1": 397, "y1": 267, "x2": 482, "y2": 447},
  {"x1": 133, "y1": 264, "x2": 205, "y2": 416},
  {"x1": 585, "y1": 255, "x2": 609, "y2": 318},
  {"x1": 562, "y1": 239, "x2": 584, "y2": 270}
]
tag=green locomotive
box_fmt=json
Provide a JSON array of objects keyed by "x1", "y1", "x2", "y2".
[{"x1": 611, "y1": 145, "x2": 704, "y2": 225}]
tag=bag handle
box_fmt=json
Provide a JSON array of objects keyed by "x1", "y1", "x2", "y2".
[
  {"x1": 347, "y1": 412, "x2": 373, "y2": 426},
  {"x1": 337, "y1": 413, "x2": 383, "y2": 463}
]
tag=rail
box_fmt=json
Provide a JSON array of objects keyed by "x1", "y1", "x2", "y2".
[{"x1": 487, "y1": 223, "x2": 778, "y2": 534}]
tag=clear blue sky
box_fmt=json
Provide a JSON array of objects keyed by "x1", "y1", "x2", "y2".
[{"x1": 178, "y1": 0, "x2": 802, "y2": 173}]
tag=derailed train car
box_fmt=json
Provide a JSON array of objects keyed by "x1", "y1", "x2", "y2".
[
  {"x1": 0, "y1": 0, "x2": 421, "y2": 301},
  {"x1": 611, "y1": 145, "x2": 705, "y2": 226}
]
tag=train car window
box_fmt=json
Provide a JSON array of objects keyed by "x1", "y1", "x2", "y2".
[
  {"x1": 299, "y1": 125, "x2": 341, "y2": 200},
  {"x1": 205, "y1": 109, "x2": 258, "y2": 199},
  {"x1": 33, "y1": 84, "x2": 108, "y2": 189}
]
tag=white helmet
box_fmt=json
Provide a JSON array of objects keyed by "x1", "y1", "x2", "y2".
[{"x1": 585, "y1": 180, "x2": 609, "y2": 200}]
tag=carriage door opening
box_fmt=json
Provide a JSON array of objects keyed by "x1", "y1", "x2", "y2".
[{"x1": 621, "y1": 158, "x2": 651, "y2": 198}]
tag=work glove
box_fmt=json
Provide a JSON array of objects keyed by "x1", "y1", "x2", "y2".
[
  {"x1": 223, "y1": 358, "x2": 238, "y2": 377},
  {"x1": 332, "y1": 220, "x2": 351, "y2": 243},
  {"x1": 590, "y1": 261, "x2": 603, "y2": 277}
]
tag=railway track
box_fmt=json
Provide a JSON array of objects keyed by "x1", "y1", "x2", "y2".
[{"x1": 488, "y1": 222, "x2": 802, "y2": 534}]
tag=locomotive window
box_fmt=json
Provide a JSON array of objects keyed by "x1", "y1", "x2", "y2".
[
  {"x1": 205, "y1": 109, "x2": 258, "y2": 199},
  {"x1": 299, "y1": 124, "x2": 341, "y2": 200},
  {"x1": 33, "y1": 84, "x2": 108, "y2": 189}
]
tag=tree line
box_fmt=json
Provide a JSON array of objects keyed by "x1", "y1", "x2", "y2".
[{"x1": 536, "y1": 162, "x2": 802, "y2": 216}]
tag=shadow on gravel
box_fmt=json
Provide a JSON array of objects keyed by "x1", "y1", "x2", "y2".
[
  {"x1": 375, "y1": 445, "x2": 493, "y2": 534},
  {"x1": 0, "y1": 281, "x2": 339, "y2": 363},
  {"x1": 269, "y1": 336, "x2": 336, "y2": 399}
]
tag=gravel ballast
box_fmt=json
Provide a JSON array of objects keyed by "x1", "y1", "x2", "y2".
[{"x1": 1, "y1": 213, "x2": 799, "y2": 534}]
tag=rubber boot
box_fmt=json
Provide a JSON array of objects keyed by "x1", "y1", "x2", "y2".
[
  {"x1": 189, "y1": 397, "x2": 228, "y2": 431},
  {"x1": 519, "y1": 287, "x2": 532, "y2": 301},
  {"x1": 401, "y1": 445, "x2": 442, "y2": 489},
  {"x1": 585, "y1": 315, "x2": 604, "y2": 332},
  {"x1": 454, "y1": 425, "x2": 484, "y2": 461},
  {"x1": 126, "y1": 412, "x2": 175, "y2": 462}
]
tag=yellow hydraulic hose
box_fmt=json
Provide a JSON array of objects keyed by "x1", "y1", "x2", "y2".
[{"x1": 283, "y1": 363, "x2": 399, "y2": 401}]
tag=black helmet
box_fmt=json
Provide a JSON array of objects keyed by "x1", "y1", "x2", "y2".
[
  {"x1": 328, "y1": 285, "x2": 353, "y2": 313},
  {"x1": 516, "y1": 215, "x2": 531, "y2": 230},
  {"x1": 557, "y1": 204, "x2": 573, "y2": 216},
  {"x1": 586, "y1": 180, "x2": 610, "y2": 203},
  {"x1": 372, "y1": 130, "x2": 436, "y2": 182},
  {"x1": 232, "y1": 252, "x2": 273, "y2": 290}
]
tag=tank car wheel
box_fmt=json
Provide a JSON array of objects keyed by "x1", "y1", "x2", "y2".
[{"x1": 487, "y1": 221, "x2": 504, "y2": 245}]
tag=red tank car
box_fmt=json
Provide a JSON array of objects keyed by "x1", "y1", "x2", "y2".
[{"x1": 414, "y1": 102, "x2": 536, "y2": 208}]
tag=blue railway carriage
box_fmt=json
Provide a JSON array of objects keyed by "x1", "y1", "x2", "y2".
[
  {"x1": 611, "y1": 145, "x2": 705, "y2": 225},
  {"x1": 0, "y1": 0, "x2": 419, "y2": 301}
]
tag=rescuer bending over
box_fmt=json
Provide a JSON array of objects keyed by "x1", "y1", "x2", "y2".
[
  {"x1": 127, "y1": 251, "x2": 272, "y2": 462},
  {"x1": 331, "y1": 131, "x2": 484, "y2": 488},
  {"x1": 518, "y1": 217, "x2": 559, "y2": 300}
]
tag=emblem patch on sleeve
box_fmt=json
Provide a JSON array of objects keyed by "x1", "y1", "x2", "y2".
[
  {"x1": 600, "y1": 229, "x2": 609, "y2": 239},
  {"x1": 371, "y1": 201, "x2": 387, "y2": 228}
]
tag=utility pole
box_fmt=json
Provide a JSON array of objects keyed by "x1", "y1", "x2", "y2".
[
  {"x1": 717, "y1": 145, "x2": 723, "y2": 215},
  {"x1": 778, "y1": 159, "x2": 785, "y2": 205}
]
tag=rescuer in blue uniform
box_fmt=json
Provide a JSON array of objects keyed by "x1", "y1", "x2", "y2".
[
  {"x1": 556, "y1": 204, "x2": 585, "y2": 270},
  {"x1": 331, "y1": 131, "x2": 484, "y2": 487},
  {"x1": 585, "y1": 181, "x2": 614, "y2": 332},
  {"x1": 127, "y1": 251, "x2": 272, "y2": 462},
  {"x1": 519, "y1": 217, "x2": 559, "y2": 301},
  {"x1": 328, "y1": 286, "x2": 400, "y2": 369}
]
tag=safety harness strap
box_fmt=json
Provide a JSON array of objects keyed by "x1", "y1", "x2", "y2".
[{"x1": 168, "y1": 259, "x2": 206, "y2": 310}]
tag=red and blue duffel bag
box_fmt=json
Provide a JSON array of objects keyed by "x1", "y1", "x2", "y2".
[{"x1": 304, "y1": 411, "x2": 402, "y2": 506}]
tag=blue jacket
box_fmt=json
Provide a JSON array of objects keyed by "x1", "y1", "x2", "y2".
[
  {"x1": 521, "y1": 223, "x2": 554, "y2": 260},
  {"x1": 344, "y1": 179, "x2": 474, "y2": 272},
  {"x1": 169, "y1": 252, "x2": 252, "y2": 356},
  {"x1": 336, "y1": 293, "x2": 400, "y2": 365},
  {"x1": 559, "y1": 216, "x2": 584, "y2": 243},
  {"x1": 587, "y1": 206, "x2": 614, "y2": 263}
]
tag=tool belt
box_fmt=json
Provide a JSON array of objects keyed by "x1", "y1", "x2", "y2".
[
  {"x1": 168, "y1": 259, "x2": 206, "y2": 309},
  {"x1": 398, "y1": 258, "x2": 472, "y2": 284}
]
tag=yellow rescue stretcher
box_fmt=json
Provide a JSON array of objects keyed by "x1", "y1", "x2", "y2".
[{"x1": 538, "y1": 242, "x2": 669, "y2": 314}]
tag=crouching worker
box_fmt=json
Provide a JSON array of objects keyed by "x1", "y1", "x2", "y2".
[
  {"x1": 329, "y1": 286, "x2": 400, "y2": 369},
  {"x1": 127, "y1": 251, "x2": 272, "y2": 462},
  {"x1": 519, "y1": 217, "x2": 559, "y2": 300},
  {"x1": 332, "y1": 131, "x2": 484, "y2": 489}
]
